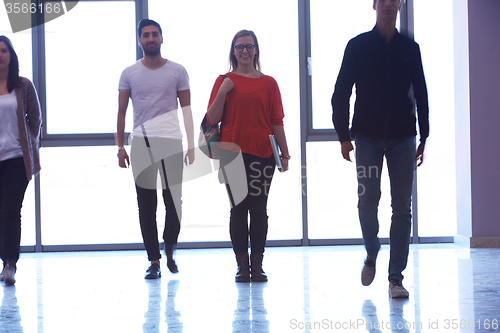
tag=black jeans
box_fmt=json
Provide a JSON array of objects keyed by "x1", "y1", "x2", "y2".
[
  {"x1": 0, "y1": 157, "x2": 29, "y2": 266},
  {"x1": 222, "y1": 152, "x2": 276, "y2": 255},
  {"x1": 131, "y1": 137, "x2": 183, "y2": 262}
]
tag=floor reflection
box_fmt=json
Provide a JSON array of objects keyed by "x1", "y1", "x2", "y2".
[
  {"x1": 165, "y1": 280, "x2": 182, "y2": 332},
  {"x1": 361, "y1": 299, "x2": 411, "y2": 333},
  {"x1": 388, "y1": 298, "x2": 411, "y2": 333},
  {"x1": 143, "y1": 279, "x2": 161, "y2": 333},
  {"x1": 232, "y1": 283, "x2": 269, "y2": 333},
  {"x1": 143, "y1": 279, "x2": 183, "y2": 333},
  {"x1": 1, "y1": 286, "x2": 24, "y2": 333},
  {"x1": 1, "y1": 245, "x2": 499, "y2": 333},
  {"x1": 362, "y1": 300, "x2": 382, "y2": 333}
]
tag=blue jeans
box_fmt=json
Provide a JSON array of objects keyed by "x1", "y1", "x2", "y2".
[{"x1": 354, "y1": 134, "x2": 416, "y2": 281}]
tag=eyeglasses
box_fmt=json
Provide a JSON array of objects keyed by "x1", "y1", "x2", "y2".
[{"x1": 234, "y1": 44, "x2": 256, "y2": 52}]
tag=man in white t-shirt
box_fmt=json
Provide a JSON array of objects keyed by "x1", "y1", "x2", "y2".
[{"x1": 116, "y1": 19, "x2": 195, "y2": 279}]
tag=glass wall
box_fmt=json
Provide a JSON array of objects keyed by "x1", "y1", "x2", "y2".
[
  {"x1": 1, "y1": 12, "x2": 35, "y2": 246},
  {"x1": 44, "y1": 1, "x2": 136, "y2": 134},
  {"x1": 149, "y1": 0, "x2": 303, "y2": 242},
  {"x1": 413, "y1": 0, "x2": 457, "y2": 237},
  {"x1": 2, "y1": 0, "x2": 459, "y2": 251},
  {"x1": 307, "y1": 142, "x2": 394, "y2": 239},
  {"x1": 0, "y1": 13, "x2": 32, "y2": 81},
  {"x1": 310, "y1": 0, "x2": 376, "y2": 130},
  {"x1": 39, "y1": 146, "x2": 141, "y2": 245},
  {"x1": 308, "y1": 0, "x2": 398, "y2": 239}
]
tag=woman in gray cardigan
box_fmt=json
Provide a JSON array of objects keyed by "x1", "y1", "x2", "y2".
[{"x1": 0, "y1": 35, "x2": 41, "y2": 286}]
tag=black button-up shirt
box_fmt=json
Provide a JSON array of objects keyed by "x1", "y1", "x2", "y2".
[{"x1": 332, "y1": 26, "x2": 429, "y2": 143}]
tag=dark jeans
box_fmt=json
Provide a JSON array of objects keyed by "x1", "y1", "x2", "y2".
[
  {"x1": 354, "y1": 134, "x2": 416, "y2": 281},
  {"x1": 0, "y1": 157, "x2": 29, "y2": 266},
  {"x1": 222, "y1": 152, "x2": 275, "y2": 255},
  {"x1": 131, "y1": 137, "x2": 183, "y2": 262}
]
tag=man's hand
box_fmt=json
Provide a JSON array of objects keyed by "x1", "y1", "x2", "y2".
[
  {"x1": 118, "y1": 149, "x2": 130, "y2": 168},
  {"x1": 184, "y1": 148, "x2": 195, "y2": 166},
  {"x1": 415, "y1": 141, "x2": 425, "y2": 167},
  {"x1": 341, "y1": 141, "x2": 354, "y2": 162}
]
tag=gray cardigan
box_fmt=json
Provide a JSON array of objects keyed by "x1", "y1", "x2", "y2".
[{"x1": 15, "y1": 77, "x2": 41, "y2": 181}]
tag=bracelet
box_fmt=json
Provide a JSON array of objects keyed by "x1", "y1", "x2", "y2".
[
  {"x1": 280, "y1": 154, "x2": 291, "y2": 159},
  {"x1": 118, "y1": 146, "x2": 125, "y2": 152}
]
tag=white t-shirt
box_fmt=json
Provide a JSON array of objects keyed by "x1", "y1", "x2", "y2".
[
  {"x1": 0, "y1": 90, "x2": 22, "y2": 161},
  {"x1": 119, "y1": 59, "x2": 190, "y2": 139}
]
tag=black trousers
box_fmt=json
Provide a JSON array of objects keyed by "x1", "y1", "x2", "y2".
[
  {"x1": 0, "y1": 157, "x2": 29, "y2": 266},
  {"x1": 222, "y1": 152, "x2": 276, "y2": 255},
  {"x1": 131, "y1": 137, "x2": 183, "y2": 262}
]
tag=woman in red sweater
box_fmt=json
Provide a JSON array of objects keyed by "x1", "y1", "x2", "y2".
[{"x1": 207, "y1": 30, "x2": 290, "y2": 282}]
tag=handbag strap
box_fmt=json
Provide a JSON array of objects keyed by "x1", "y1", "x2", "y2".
[{"x1": 219, "y1": 74, "x2": 228, "y2": 130}]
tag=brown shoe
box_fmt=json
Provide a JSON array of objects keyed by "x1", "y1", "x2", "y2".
[
  {"x1": 361, "y1": 255, "x2": 376, "y2": 286},
  {"x1": 3, "y1": 262, "x2": 16, "y2": 286},
  {"x1": 389, "y1": 279, "x2": 409, "y2": 298}
]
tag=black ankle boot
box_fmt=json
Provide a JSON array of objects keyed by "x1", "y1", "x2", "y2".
[
  {"x1": 235, "y1": 253, "x2": 250, "y2": 282},
  {"x1": 250, "y1": 253, "x2": 267, "y2": 282}
]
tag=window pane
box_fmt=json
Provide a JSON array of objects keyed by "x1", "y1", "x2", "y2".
[
  {"x1": 307, "y1": 142, "x2": 394, "y2": 239},
  {"x1": 44, "y1": 1, "x2": 135, "y2": 134},
  {"x1": 0, "y1": 15, "x2": 35, "y2": 246},
  {"x1": 149, "y1": 0, "x2": 302, "y2": 241},
  {"x1": 310, "y1": 0, "x2": 376, "y2": 130},
  {"x1": 40, "y1": 146, "x2": 141, "y2": 245},
  {"x1": 414, "y1": 0, "x2": 457, "y2": 237},
  {"x1": 0, "y1": 15, "x2": 32, "y2": 80},
  {"x1": 310, "y1": 0, "x2": 401, "y2": 130},
  {"x1": 20, "y1": 182, "x2": 36, "y2": 246}
]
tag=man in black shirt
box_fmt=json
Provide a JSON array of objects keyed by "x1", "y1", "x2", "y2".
[{"x1": 331, "y1": 0, "x2": 429, "y2": 298}]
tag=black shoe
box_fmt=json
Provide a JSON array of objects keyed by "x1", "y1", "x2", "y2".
[
  {"x1": 235, "y1": 253, "x2": 250, "y2": 282},
  {"x1": 167, "y1": 258, "x2": 178, "y2": 273},
  {"x1": 145, "y1": 263, "x2": 161, "y2": 279},
  {"x1": 165, "y1": 244, "x2": 179, "y2": 273},
  {"x1": 250, "y1": 253, "x2": 268, "y2": 282}
]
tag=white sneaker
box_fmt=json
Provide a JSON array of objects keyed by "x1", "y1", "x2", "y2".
[
  {"x1": 361, "y1": 256, "x2": 376, "y2": 286},
  {"x1": 389, "y1": 279, "x2": 409, "y2": 298}
]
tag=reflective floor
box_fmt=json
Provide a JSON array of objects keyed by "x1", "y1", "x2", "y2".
[{"x1": 1, "y1": 244, "x2": 500, "y2": 333}]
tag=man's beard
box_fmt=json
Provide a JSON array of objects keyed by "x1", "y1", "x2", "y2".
[{"x1": 143, "y1": 44, "x2": 161, "y2": 56}]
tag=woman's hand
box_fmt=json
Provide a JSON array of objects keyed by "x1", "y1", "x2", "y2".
[
  {"x1": 219, "y1": 77, "x2": 234, "y2": 94},
  {"x1": 280, "y1": 156, "x2": 289, "y2": 172}
]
